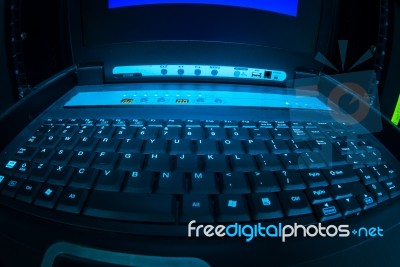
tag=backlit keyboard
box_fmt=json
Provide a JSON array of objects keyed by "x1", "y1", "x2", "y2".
[{"x1": 0, "y1": 118, "x2": 399, "y2": 229}]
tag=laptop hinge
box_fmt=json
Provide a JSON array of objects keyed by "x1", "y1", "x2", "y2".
[{"x1": 77, "y1": 64, "x2": 104, "y2": 85}]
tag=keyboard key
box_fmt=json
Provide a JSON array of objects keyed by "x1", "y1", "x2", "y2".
[
  {"x1": 59, "y1": 125, "x2": 78, "y2": 137},
  {"x1": 307, "y1": 139, "x2": 329, "y2": 152},
  {"x1": 169, "y1": 139, "x2": 193, "y2": 155},
  {"x1": 47, "y1": 165, "x2": 74, "y2": 186},
  {"x1": 269, "y1": 128, "x2": 291, "y2": 140},
  {"x1": 244, "y1": 140, "x2": 268, "y2": 155},
  {"x1": 279, "y1": 153, "x2": 306, "y2": 169},
  {"x1": 355, "y1": 167, "x2": 376, "y2": 185},
  {"x1": 276, "y1": 170, "x2": 306, "y2": 190},
  {"x1": 41, "y1": 136, "x2": 61, "y2": 149},
  {"x1": 1, "y1": 177, "x2": 23, "y2": 198},
  {"x1": 381, "y1": 164, "x2": 398, "y2": 178},
  {"x1": 156, "y1": 172, "x2": 186, "y2": 194},
  {"x1": 206, "y1": 128, "x2": 227, "y2": 140},
  {"x1": 249, "y1": 128, "x2": 271, "y2": 141},
  {"x1": 266, "y1": 140, "x2": 290, "y2": 154},
  {"x1": 95, "y1": 138, "x2": 120, "y2": 152},
  {"x1": 143, "y1": 139, "x2": 168, "y2": 154},
  {"x1": 69, "y1": 151, "x2": 94, "y2": 168},
  {"x1": 56, "y1": 188, "x2": 88, "y2": 214},
  {"x1": 50, "y1": 149, "x2": 73, "y2": 165},
  {"x1": 136, "y1": 127, "x2": 159, "y2": 139},
  {"x1": 148, "y1": 119, "x2": 164, "y2": 127},
  {"x1": 75, "y1": 137, "x2": 98, "y2": 151},
  {"x1": 184, "y1": 127, "x2": 204, "y2": 139},
  {"x1": 300, "y1": 169, "x2": 329, "y2": 188},
  {"x1": 15, "y1": 180, "x2": 41, "y2": 203},
  {"x1": 0, "y1": 175, "x2": 8, "y2": 191},
  {"x1": 290, "y1": 128, "x2": 309, "y2": 140},
  {"x1": 367, "y1": 183, "x2": 389, "y2": 203},
  {"x1": 92, "y1": 152, "x2": 119, "y2": 170},
  {"x1": 118, "y1": 139, "x2": 143, "y2": 153},
  {"x1": 279, "y1": 191, "x2": 312, "y2": 217},
  {"x1": 13, "y1": 161, "x2": 33, "y2": 179},
  {"x1": 306, "y1": 188, "x2": 333, "y2": 204},
  {"x1": 204, "y1": 155, "x2": 230, "y2": 172},
  {"x1": 34, "y1": 184, "x2": 62, "y2": 209},
  {"x1": 381, "y1": 180, "x2": 400, "y2": 198},
  {"x1": 221, "y1": 140, "x2": 244, "y2": 155},
  {"x1": 94, "y1": 126, "x2": 116, "y2": 138},
  {"x1": 181, "y1": 195, "x2": 214, "y2": 223},
  {"x1": 14, "y1": 147, "x2": 37, "y2": 161},
  {"x1": 29, "y1": 163, "x2": 52, "y2": 182},
  {"x1": 34, "y1": 148, "x2": 54, "y2": 163},
  {"x1": 314, "y1": 201, "x2": 342, "y2": 222},
  {"x1": 190, "y1": 172, "x2": 219, "y2": 194},
  {"x1": 84, "y1": 192, "x2": 176, "y2": 223},
  {"x1": 217, "y1": 194, "x2": 250, "y2": 222},
  {"x1": 221, "y1": 173, "x2": 251, "y2": 194},
  {"x1": 249, "y1": 172, "x2": 280, "y2": 193},
  {"x1": 94, "y1": 170, "x2": 125, "y2": 191},
  {"x1": 230, "y1": 154, "x2": 257, "y2": 172},
  {"x1": 223, "y1": 120, "x2": 239, "y2": 128},
  {"x1": 300, "y1": 152, "x2": 326, "y2": 168},
  {"x1": 369, "y1": 165, "x2": 389, "y2": 182},
  {"x1": 196, "y1": 140, "x2": 219, "y2": 155},
  {"x1": 241, "y1": 120, "x2": 256, "y2": 128},
  {"x1": 322, "y1": 166, "x2": 359, "y2": 185},
  {"x1": 337, "y1": 197, "x2": 362, "y2": 216},
  {"x1": 145, "y1": 154, "x2": 173, "y2": 171},
  {"x1": 287, "y1": 140, "x2": 310, "y2": 153},
  {"x1": 118, "y1": 153, "x2": 144, "y2": 171},
  {"x1": 250, "y1": 193, "x2": 284, "y2": 220},
  {"x1": 124, "y1": 171, "x2": 154, "y2": 193},
  {"x1": 256, "y1": 154, "x2": 282, "y2": 171},
  {"x1": 166, "y1": 119, "x2": 183, "y2": 127},
  {"x1": 25, "y1": 135, "x2": 44, "y2": 148},
  {"x1": 160, "y1": 127, "x2": 182, "y2": 140},
  {"x1": 69, "y1": 168, "x2": 98, "y2": 189},
  {"x1": 114, "y1": 126, "x2": 137, "y2": 139},
  {"x1": 75, "y1": 126, "x2": 96, "y2": 137},
  {"x1": 176, "y1": 154, "x2": 200, "y2": 171},
  {"x1": 204, "y1": 120, "x2": 220, "y2": 128},
  {"x1": 329, "y1": 184, "x2": 353, "y2": 200},
  {"x1": 357, "y1": 193, "x2": 377, "y2": 210},
  {"x1": 228, "y1": 128, "x2": 250, "y2": 140}
]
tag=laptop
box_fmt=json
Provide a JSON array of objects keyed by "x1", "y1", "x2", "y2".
[{"x1": 0, "y1": 0, "x2": 399, "y2": 266}]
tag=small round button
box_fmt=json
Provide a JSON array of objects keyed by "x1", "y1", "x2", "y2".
[
  {"x1": 178, "y1": 69, "x2": 185, "y2": 76},
  {"x1": 161, "y1": 69, "x2": 168, "y2": 75},
  {"x1": 211, "y1": 70, "x2": 218, "y2": 76},
  {"x1": 194, "y1": 69, "x2": 202, "y2": 76},
  {"x1": 234, "y1": 71, "x2": 240, "y2": 77}
]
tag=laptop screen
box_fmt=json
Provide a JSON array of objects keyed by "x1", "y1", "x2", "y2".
[
  {"x1": 81, "y1": 0, "x2": 322, "y2": 56},
  {"x1": 108, "y1": 0, "x2": 299, "y2": 17}
]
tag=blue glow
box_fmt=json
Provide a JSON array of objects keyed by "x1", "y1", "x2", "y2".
[
  {"x1": 65, "y1": 90, "x2": 331, "y2": 111},
  {"x1": 108, "y1": 0, "x2": 299, "y2": 16}
]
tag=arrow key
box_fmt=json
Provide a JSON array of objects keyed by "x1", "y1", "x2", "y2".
[
  {"x1": 337, "y1": 197, "x2": 362, "y2": 216},
  {"x1": 357, "y1": 193, "x2": 377, "y2": 210},
  {"x1": 314, "y1": 201, "x2": 342, "y2": 222}
]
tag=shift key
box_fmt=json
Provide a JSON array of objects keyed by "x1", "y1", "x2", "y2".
[{"x1": 84, "y1": 192, "x2": 176, "y2": 223}]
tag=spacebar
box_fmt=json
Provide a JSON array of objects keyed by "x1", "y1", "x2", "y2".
[{"x1": 84, "y1": 192, "x2": 176, "y2": 223}]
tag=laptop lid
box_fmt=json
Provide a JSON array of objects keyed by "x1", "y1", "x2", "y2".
[{"x1": 66, "y1": 0, "x2": 339, "y2": 86}]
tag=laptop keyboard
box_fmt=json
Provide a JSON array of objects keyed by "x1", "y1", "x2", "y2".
[{"x1": 0, "y1": 118, "x2": 399, "y2": 226}]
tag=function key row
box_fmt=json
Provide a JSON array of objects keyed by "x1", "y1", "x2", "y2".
[{"x1": 42, "y1": 119, "x2": 347, "y2": 130}]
